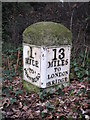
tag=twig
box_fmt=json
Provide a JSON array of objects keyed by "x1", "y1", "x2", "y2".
[
  {"x1": 83, "y1": 45, "x2": 90, "y2": 49},
  {"x1": 76, "y1": 27, "x2": 81, "y2": 44},
  {"x1": 70, "y1": 10, "x2": 74, "y2": 31},
  {"x1": 15, "y1": 48, "x2": 20, "y2": 73},
  {"x1": 84, "y1": 23, "x2": 88, "y2": 46},
  {"x1": 83, "y1": 47, "x2": 87, "y2": 67}
]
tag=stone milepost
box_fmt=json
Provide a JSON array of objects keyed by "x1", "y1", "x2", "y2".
[
  {"x1": 23, "y1": 22, "x2": 72, "y2": 90},
  {"x1": 46, "y1": 46, "x2": 71, "y2": 87}
]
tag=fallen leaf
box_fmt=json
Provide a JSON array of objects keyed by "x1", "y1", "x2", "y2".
[
  {"x1": 85, "y1": 115, "x2": 90, "y2": 120},
  {"x1": 2, "y1": 98, "x2": 10, "y2": 107},
  {"x1": 19, "y1": 102, "x2": 23, "y2": 109},
  {"x1": 26, "y1": 109, "x2": 34, "y2": 119},
  {"x1": 22, "y1": 106, "x2": 28, "y2": 111}
]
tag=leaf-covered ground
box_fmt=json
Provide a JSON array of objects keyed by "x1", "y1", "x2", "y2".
[
  {"x1": 1, "y1": 44, "x2": 89, "y2": 120},
  {"x1": 2, "y1": 75, "x2": 89, "y2": 120}
]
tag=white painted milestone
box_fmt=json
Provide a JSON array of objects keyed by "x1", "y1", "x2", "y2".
[
  {"x1": 23, "y1": 43, "x2": 41, "y2": 87},
  {"x1": 46, "y1": 45, "x2": 71, "y2": 87},
  {"x1": 23, "y1": 43, "x2": 71, "y2": 88}
]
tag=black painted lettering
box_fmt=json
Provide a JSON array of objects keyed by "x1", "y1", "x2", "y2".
[
  {"x1": 29, "y1": 46, "x2": 34, "y2": 59},
  {"x1": 52, "y1": 80, "x2": 55, "y2": 85},
  {"x1": 51, "y1": 74, "x2": 54, "y2": 78},
  {"x1": 61, "y1": 60, "x2": 65, "y2": 66},
  {"x1": 48, "y1": 75, "x2": 50, "y2": 79},
  {"x1": 54, "y1": 67, "x2": 61, "y2": 72},
  {"x1": 46, "y1": 82, "x2": 51, "y2": 87},
  {"x1": 54, "y1": 60, "x2": 57, "y2": 67},
  {"x1": 65, "y1": 59, "x2": 68, "y2": 65},
  {"x1": 55, "y1": 73, "x2": 59, "y2": 77},
  {"x1": 35, "y1": 60, "x2": 39, "y2": 67},
  {"x1": 48, "y1": 61, "x2": 53, "y2": 68},
  {"x1": 53, "y1": 48, "x2": 65, "y2": 60},
  {"x1": 57, "y1": 60, "x2": 61, "y2": 66},
  {"x1": 59, "y1": 48, "x2": 65, "y2": 59},
  {"x1": 25, "y1": 58, "x2": 39, "y2": 68},
  {"x1": 53, "y1": 49, "x2": 57, "y2": 60},
  {"x1": 65, "y1": 77, "x2": 68, "y2": 81}
]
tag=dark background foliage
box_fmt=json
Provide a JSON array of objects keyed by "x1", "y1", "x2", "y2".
[
  {"x1": 2, "y1": 2, "x2": 90, "y2": 80},
  {"x1": 2, "y1": 2, "x2": 89, "y2": 51}
]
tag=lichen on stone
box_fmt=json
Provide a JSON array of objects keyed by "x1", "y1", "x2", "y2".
[{"x1": 23, "y1": 22, "x2": 72, "y2": 46}]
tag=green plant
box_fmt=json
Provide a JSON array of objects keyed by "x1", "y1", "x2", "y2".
[
  {"x1": 2, "y1": 69, "x2": 16, "y2": 81},
  {"x1": 40, "y1": 111, "x2": 45, "y2": 118},
  {"x1": 70, "y1": 49, "x2": 89, "y2": 81},
  {"x1": 45, "y1": 102, "x2": 54, "y2": 112},
  {"x1": 10, "y1": 98, "x2": 16, "y2": 104},
  {"x1": 59, "y1": 116, "x2": 65, "y2": 120},
  {"x1": 70, "y1": 90, "x2": 74, "y2": 96},
  {"x1": 2, "y1": 45, "x2": 23, "y2": 78},
  {"x1": 15, "y1": 89, "x2": 23, "y2": 96},
  {"x1": 85, "y1": 15, "x2": 90, "y2": 21},
  {"x1": 38, "y1": 89, "x2": 54, "y2": 101},
  {"x1": 56, "y1": 87, "x2": 65, "y2": 96}
]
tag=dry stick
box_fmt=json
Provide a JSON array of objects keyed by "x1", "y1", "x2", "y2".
[
  {"x1": 15, "y1": 48, "x2": 20, "y2": 73},
  {"x1": 83, "y1": 23, "x2": 88, "y2": 67},
  {"x1": 77, "y1": 28, "x2": 81, "y2": 43},
  {"x1": 75, "y1": 27, "x2": 82, "y2": 56},
  {"x1": 84, "y1": 23, "x2": 88, "y2": 46},
  {"x1": 70, "y1": 10, "x2": 74, "y2": 31},
  {"x1": 83, "y1": 47, "x2": 87, "y2": 67}
]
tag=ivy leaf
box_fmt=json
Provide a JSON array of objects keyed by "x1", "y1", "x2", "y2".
[{"x1": 10, "y1": 98, "x2": 16, "y2": 104}]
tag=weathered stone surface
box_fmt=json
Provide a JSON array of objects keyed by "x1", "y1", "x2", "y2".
[
  {"x1": 23, "y1": 79, "x2": 69, "y2": 93},
  {"x1": 23, "y1": 22, "x2": 72, "y2": 46},
  {"x1": 23, "y1": 22, "x2": 72, "y2": 93},
  {"x1": 23, "y1": 80, "x2": 40, "y2": 93}
]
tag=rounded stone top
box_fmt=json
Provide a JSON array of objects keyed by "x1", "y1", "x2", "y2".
[{"x1": 23, "y1": 22, "x2": 72, "y2": 46}]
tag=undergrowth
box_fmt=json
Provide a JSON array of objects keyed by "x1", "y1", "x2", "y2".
[
  {"x1": 2, "y1": 45, "x2": 89, "y2": 98},
  {"x1": 70, "y1": 48, "x2": 89, "y2": 82}
]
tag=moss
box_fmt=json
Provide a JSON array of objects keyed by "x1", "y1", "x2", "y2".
[
  {"x1": 23, "y1": 22, "x2": 72, "y2": 46},
  {"x1": 23, "y1": 80, "x2": 69, "y2": 93},
  {"x1": 23, "y1": 80, "x2": 40, "y2": 93}
]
